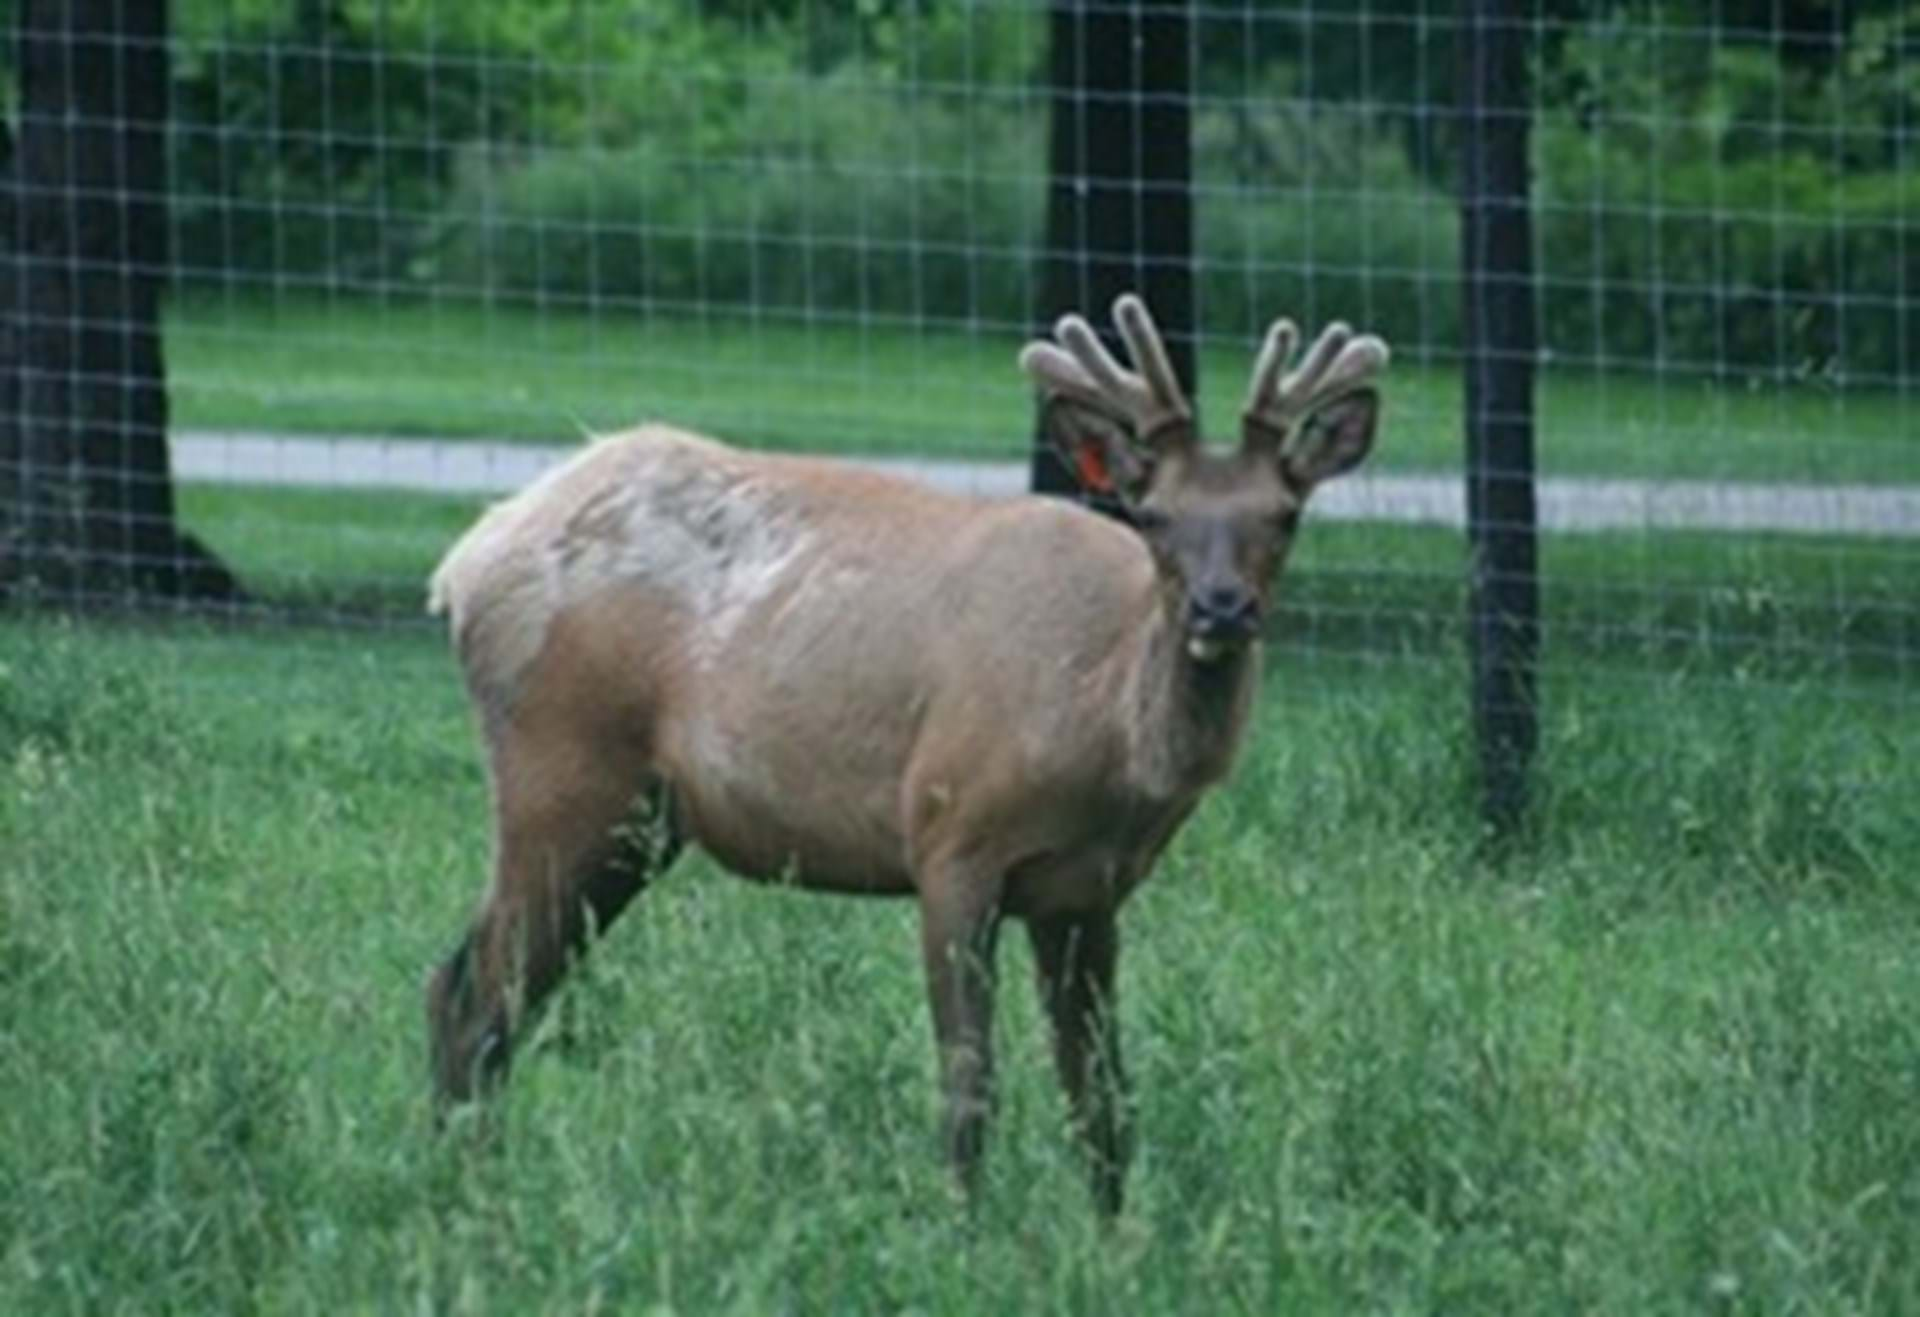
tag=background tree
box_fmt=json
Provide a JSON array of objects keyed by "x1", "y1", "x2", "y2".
[
  {"x1": 1031, "y1": 0, "x2": 1195, "y2": 499},
  {"x1": 0, "y1": 0, "x2": 237, "y2": 603}
]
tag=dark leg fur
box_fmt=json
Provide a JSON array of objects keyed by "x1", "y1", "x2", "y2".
[
  {"x1": 428, "y1": 785, "x2": 681, "y2": 1112},
  {"x1": 426, "y1": 937, "x2": 508, "y2": 1108},
  {"x1": 918, "y1": 869, "x2": 1006, "y2": 1202},
  {"x1": 1028, "y1": 912, "x2": 1132, "y2": 1214}
]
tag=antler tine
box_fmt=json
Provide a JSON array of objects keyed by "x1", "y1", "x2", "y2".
[
  {"x1": 1243, "y1": 316, "x2": 1390, "y2": 443},
  {"x1": 1018, "y1": 294, "x2": 1193, "y2": 444},
  {"x1": 1112, "y1": 294, "x2": 1191, "y2": 430},
  {"x1": 1058, "y1": 315, "x2": 1140, "y2": 402},
  {"x1": 1243, "y1": 317, "x2": 1300, "y2": 418},
  {"x1": 1019, "y1": 339, "x2": 1106, "y2": 410}
]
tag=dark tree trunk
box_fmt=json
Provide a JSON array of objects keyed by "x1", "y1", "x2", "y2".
[
  {"x1": 1459, "y1": 0, "x2": 1539, "y2": 834},
  {"x1": 1031, "y1": 0, "x2": 1194, "y2": 501},
  {"x1": 0, "y1": 0, "x2": 240, "y2": 604}
]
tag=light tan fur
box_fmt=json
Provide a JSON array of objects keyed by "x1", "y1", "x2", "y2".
[
  {"x1": 431, "y1": 425, "x2": 1220, "y2": 908},
  {"x1": 425, "y1": 298, "x2": 1386, "y2": 1214}
]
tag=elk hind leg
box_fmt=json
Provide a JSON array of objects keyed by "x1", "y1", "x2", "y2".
[{"x1": 428, "y1": 751, "x2": 680, "y2": 1110}]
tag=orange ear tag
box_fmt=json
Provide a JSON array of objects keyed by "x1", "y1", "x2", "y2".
[{"x1": 1074, "y1": 443, "x2": 1114, "y2": 494}]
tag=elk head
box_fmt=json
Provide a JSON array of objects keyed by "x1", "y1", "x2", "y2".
[{"x1": 1022, "y1": 296, "x2": 1388, "y2": 663}]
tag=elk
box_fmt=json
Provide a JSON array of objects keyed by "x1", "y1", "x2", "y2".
[{"x1": 424, "y1": 295, "x2": 1386, "y2": 1212}]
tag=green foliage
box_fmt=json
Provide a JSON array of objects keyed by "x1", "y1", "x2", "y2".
[
  {"x1": 165, "y1": 0, "x2": 1040, "y2": 289},
  {"x1": 427, "y1": 66, "x2": 1047, "y2": 326},
  {"x1": 168, "y1": 0, "x2": 673, "y2": 281},
  {"x1": 152, "y1": 1, "x2": 1918, "y2": 376},
  {"x1": 1536, "y1": 6, "x2": 1920, "y2": 378},
  {"x1": 1194, "y1": 73, "x2": 1460, "y2": 348},
  {"x1": 421, "y1": 51, "x2": 1456, "y2": 343}
]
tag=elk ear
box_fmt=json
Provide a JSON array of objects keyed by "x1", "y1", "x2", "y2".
[
  {"x1": 1282, "y1": 388, "x2": 1379, "y2": 489},
  {"x1": 1040, "y1": 396, "x2": 1154, "y2": 503}
]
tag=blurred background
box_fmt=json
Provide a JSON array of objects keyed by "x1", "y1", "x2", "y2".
[{"x1": 0, "y1": 0, "x2": 1913, "y2": 707}]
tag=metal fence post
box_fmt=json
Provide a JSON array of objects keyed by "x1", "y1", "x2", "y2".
[{"x1": 1459, "y1": 0, "x2": 1540, "y2": 833}]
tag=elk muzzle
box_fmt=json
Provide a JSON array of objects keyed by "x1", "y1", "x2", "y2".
[{"x1": 1184, "y1": 582, "x2": 1262, "y2": 663}]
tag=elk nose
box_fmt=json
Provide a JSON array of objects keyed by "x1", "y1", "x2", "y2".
[{"x1": 1190, "y1": 585, "x2": 1260, "y2": 636}]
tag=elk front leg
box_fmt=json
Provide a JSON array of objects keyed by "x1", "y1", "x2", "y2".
[
  {"x1": 917, "y1": 870, "x2": 1005, "y2": 1201},
  {"x1": 1028, "y1": 910, "x2": 1131, "y2": 1214}
]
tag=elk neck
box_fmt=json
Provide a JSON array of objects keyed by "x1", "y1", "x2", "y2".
[{"x1": 1114, "y1": 591, "x2": 1262, "y2": 803}]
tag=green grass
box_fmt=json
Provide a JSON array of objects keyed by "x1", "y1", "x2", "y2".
[
  {"x1": 177, "y1": 483, "x2": 486, "y2": 615},
  {"x1": 2, "y1": 617, "x2": 1917, "y2": 1311},
  {"x1": 168, "y1": 295, "x2": 1920, "y2": 484},
  {"x1": 176, "y1": 482, "x2": 1919, "y2": 681}
]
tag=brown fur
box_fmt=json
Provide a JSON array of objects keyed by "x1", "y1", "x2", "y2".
[{"x1": 425, "y1": 302, "x2": 1384, "y2": 1214}]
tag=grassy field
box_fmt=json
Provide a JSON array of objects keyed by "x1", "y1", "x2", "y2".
[
  {"x1": 10, "y1": 290, "x2": 1914, "y2": 1309},
  {"x1": 2, "y1": 615, "x2": 1916, "y2": 1312},
  {"x1": 167, "y1": 295, "x2": 1920, "y2": 485}
]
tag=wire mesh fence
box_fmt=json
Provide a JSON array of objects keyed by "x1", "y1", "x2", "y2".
[{"x1": 0, "y1": 1, "x2": 1914, "y2": 702}]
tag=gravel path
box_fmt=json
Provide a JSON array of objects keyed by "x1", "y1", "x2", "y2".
[{"x1": 172, "y1": 432, "x2": 1920, "y2": 538}]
